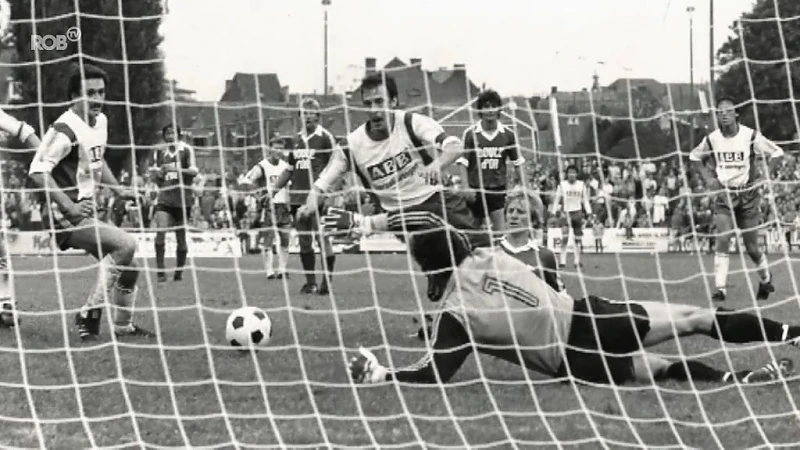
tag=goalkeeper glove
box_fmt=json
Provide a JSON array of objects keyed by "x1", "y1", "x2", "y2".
[
  {"x1": 348, "y1": 347, "x2": 388, "y2": 384},
  {"x1": 322, "y1": 207, "x2": 374, "y2": 237}
]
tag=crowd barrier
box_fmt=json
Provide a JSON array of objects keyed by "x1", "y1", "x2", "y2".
[{"x1": 5, "y1": 228, "x2": 799, "y2": 257}]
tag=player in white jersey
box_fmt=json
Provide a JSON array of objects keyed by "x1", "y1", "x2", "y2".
[
  {"x1": 551, "y1": 165, "x2": 593, "y2": 268},
  {"x1": 240, "y1": 135, "x2": 292, "y2": 279},
  {"x1": 349, "y1": 214, "x2": 799, "y2": 385},
  {"x1": 302, "y1": 73, "x2": 491, "y2": 299},
  {"x1": 0, "y1": 109, "x2": 41, "y2": 327},
  {"x1": 28, "y1": 64, "x2": 153, "y2": 342},
  {"x1": 690, "y1": 98, "x2": 784, "y2": 302}
]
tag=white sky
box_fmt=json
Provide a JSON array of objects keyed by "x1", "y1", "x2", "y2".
[{"x1": 161, "y1": 0, "x2": 759, "y2": 101}]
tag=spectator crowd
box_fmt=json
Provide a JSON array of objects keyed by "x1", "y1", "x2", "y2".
[{"x1": 0, "y1": 149, "x2": 799, "y2": 251}]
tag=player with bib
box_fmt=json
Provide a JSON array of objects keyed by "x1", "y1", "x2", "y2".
[
  {"x1": 28, "y1": 64, "x2": 153, "y2": 341},
  {"x1": 151, "y1": 124, "x2": 198, "y2": 282},
  {"x1": 240, "y1": 135, "x2": 292, "y2": 279},
  {"x1": 551, "y1": 165, "x2": 593, "y2": 268},
  {"x1": 690, "y1": 98, "x2": 784, "y2": 302}
]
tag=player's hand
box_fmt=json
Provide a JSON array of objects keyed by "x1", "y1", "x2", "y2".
[
  {"x1": 296, "y1": 203, "x2": 314, "y2": 220},
  {"x1": 322, "y1": 207, "x2": 358, "y2": 234},
  {"x1": 462, "y1": 188, "x2": 476, "y2": 204},
  {"x1": 418, "y1": 163, "x2": 443, "y2": 186},
  {"x1": 348, "y1": 347, "x2": 387, "y2": 384},
  {"x1": 65, "y1": 199, "x2": 94, "y2": 224}
]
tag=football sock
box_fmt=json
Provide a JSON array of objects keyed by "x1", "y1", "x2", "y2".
[
  {"x1": 265, "y1": 248, "x2": 275, "y2": 274},
  {"x1": 155, "y1": 241, "x2": 166, "y2": 272},
  {"x1": 113, "y1": 286, "x2": 137, "y2": 328},
  {"x1": 84, "y1": 255, "x2": 121, "y2": 312},
  {"x1": 300, "y1": 252, "x2": 316, "y2": 284},
  {"x1": 714, "y1": 252, "x2": 729, "y2": 291},
  {"x1": 755, "y1": 254, "x2": 770, "y2": 281},
  {"x1": 0, "y1": 252, "x2": 11, "y2": 303},
  {"x1": 573, "y1": 241, "x2": 581, "y2": 265},
  {"x1": 559, "y1": 243, "x2": 568, "y2": 265},
  {"x1": 278, "y1": 246, "x2": 288, "y2": 273},
  {"x1": 711, "y1": 307, "x2": 800, "y2": 343},
  {"x1": 325, "y1": 255, "x2": 336, "y2": 281},
  {"x1": 176, "y1": 249, "x2": 188, "y2": 272}
]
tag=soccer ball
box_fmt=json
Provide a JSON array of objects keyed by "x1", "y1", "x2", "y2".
[{"x1": 225, "y1": 306, "x2": 272, "y2": 349}]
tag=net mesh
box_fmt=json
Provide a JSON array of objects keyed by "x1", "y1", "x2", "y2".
[{"x1": 1, "y1": 0, "x2": 800, "y2": 448}]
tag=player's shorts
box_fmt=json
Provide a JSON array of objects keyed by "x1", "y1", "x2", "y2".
[
  {"x1": 291, "y1": 204, "x2": 328, "y2": 232},
  {"x1": 469, "y1": 185, "x2": 506, "y2": 219},
  {"x1": 714, "y1": 185, "x2": 762, "y2": 229},
  {"x1": 153, "y1": 204, "x2": 192, "y2": 228},
  {"x1": 263, "y1": 203, "x2": 292, "y2": 228},
  {"x1": 560, "y1": 211, "x2": 585, "y2": 236},
  {"x1": 558, "y1": 295, "x2": 651, "y2": 384}
]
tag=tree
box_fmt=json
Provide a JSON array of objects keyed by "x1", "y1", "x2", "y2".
[
  {"x1": 11, "y1": 0, "x2": 165, "y2": 175},
  {"x1": 715, "y1": 0, "x2": 800, "y2": 141}
]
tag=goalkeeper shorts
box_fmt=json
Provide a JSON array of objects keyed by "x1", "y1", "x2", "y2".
[{"x1": 558, "y1": 295, "x2": 651, "y2": 384}]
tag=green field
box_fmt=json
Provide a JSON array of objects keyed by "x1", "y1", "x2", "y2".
[{"x1": 1, "y1": 252, "x2": 800, "y2": 448}]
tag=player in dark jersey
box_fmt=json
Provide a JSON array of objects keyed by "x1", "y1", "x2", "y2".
[
  {"x1": 28, "y1": 64, "x2": 153, "y2": 341},
  {"x1": 270, "y1": 99, "x2": 336, "y2": 295},
  {"x1": 150, "y1": 124, "x2": 198, "y2": 282},
  {"x1": 457, "y1": 90, "x2": 526, "y2": 232},
  {"x1": 349, "y1": 214, "x2": 798, "y2": 386}
]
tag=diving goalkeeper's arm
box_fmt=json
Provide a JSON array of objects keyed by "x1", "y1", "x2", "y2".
[{"x1": 350, "y1": 312, "x2": 473, "y2": 384}]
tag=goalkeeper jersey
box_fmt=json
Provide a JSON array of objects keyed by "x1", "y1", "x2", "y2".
[{"x1": 440, "y1": 247, "x2": 574, "y2": 377}]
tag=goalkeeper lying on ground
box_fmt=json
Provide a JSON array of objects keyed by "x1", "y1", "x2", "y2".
[{"x1": 342, "y1": 209, "x2": 798, "y2": 385}]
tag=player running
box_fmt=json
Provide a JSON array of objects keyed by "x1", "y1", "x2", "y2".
[
  {"x1": 240, "y1": 135, "x2": 292, "y2": 279},
  {"x1": 305, "y1": 73, "x2": 489, "y2": 300},
  {"x1": 150, "y1": 124, "x2": 198, "y2": 282},
  {"x1": 551, "y1": 165, "x2": 593, "y2": 268},
  {"x1": 349, "y1": 215, "x2": 797, "y2": 385},
  {"x1": 28, "y1": 64, "x2": 153, "y2": 341},
  {"x1": 0, "y1": 109, "x2": 41, "y2": 327},
  {"x1": 457, "y1": 89, "x2": 526, "y2": 232},
  {"x1": 271, "y1": 99, "x2": 336, "y2": 294},
  {"x1": 690, "y1": 98, "x2": 784, "y2": 302}
]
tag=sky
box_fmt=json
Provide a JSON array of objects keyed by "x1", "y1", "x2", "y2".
[{"x1": 160, "y1": 0, "x2": 759, "y2": 101}]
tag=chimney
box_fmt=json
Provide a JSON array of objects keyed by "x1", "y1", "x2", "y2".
[
  {"x1": 365, "y1": 57, "x2": 377, "y2": 74},
  {"x1": 410, "y1": 58, "x2": 421, "y2": 67},
  {"x1": 453, "y1": 63, "x2": 466, "y2": 72},
  {"x1": 225, "y1": 79, "x2": 234, "y2": 93}
]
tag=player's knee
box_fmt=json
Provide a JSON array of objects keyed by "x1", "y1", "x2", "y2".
[
  {"x1": 744, "y1": 241, "x2": 761, "y2": 260},
  {"x1": 298, "y1": 234, "x2": 313, "y2": 253},
  {"x1": 114, "y1": 234, "x2": 138, "y2": 265},
  {"x1": 715, "y1": 236, "x2": 730, "y2": 252}
]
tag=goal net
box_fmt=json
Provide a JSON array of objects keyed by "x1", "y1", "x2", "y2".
[{"x1": 2, "y1": 0, "x2": 800, "y2": 448}]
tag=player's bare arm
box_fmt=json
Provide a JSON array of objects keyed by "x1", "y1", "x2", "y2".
[
  {"x1": 416, "y1": 120, "x2": 465, "y2": 185},
  {"x1": 689, "y1": 137, "x2": 722, "y2": 191},
  {"x1": 299, "y1": 142, "x2": 349, "y2": 218},
  {"x1": 753, "y1": 132, "x2": 785, "y2": 176},
  {"x1": 28, "y1": 130, "x2": 92, "y2": 222},
  {"x1": 0, "y1": 109, "x2": 40, "y2": 149}
]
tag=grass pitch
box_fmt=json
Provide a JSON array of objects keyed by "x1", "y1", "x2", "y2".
[{"x1": 1, "y1": 251, "x2": 800, "y2": 448}]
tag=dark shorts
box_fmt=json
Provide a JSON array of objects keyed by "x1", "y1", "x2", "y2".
[
  {"x1": 558, "y1": 295, "x2": 651, "y2": 384},
  {"x1": 560, "y1": 211, "x2": 585, "y2": 236},
  {"x1": 290, "y1": 204, "x2": 327, "y2": 232},
  {"x1": 263, "y1": 203, "x2": 292, "y2": 228},
  {"x1": 714, "y1": 186, "x2": 762, "y2": 228},
  {"x1": 44, "y1": 204, "x2": 84, "y2": 250},
  {"x1": 399, "y1": 191, "x2": 488, "y2": 248},
  {"x1": 469, "y1": 186, "x2": 506, "y2": 219},
  {"x1": 154, "y1": 204, "x2": 192, "y2": 228}
]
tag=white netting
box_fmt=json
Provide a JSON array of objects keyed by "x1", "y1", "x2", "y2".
[{"x1": 1, "y1": 0, "x2": 800, "y2": 448}]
